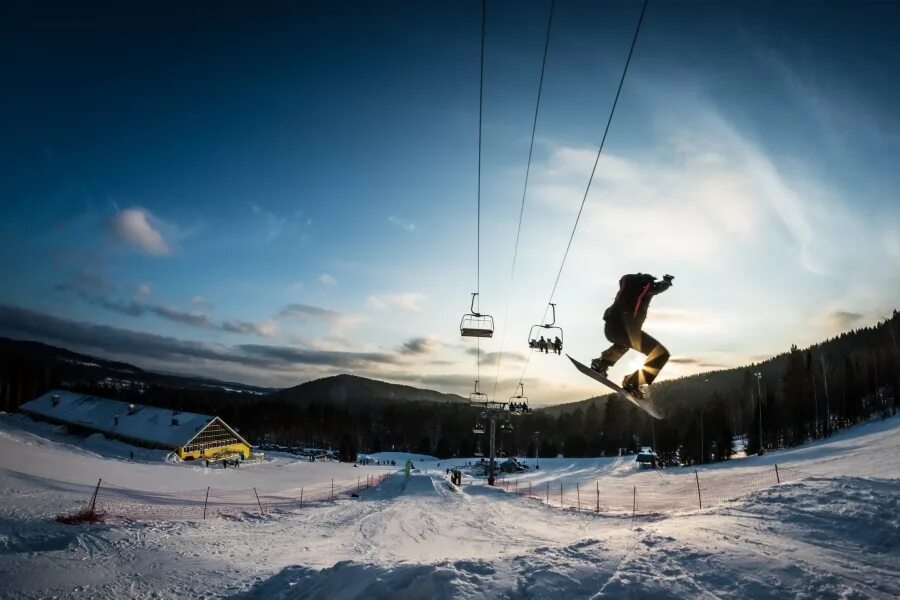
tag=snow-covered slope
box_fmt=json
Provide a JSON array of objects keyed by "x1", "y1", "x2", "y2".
[{"x1": 1, "y1": 413, "x2": 898, "y2": 598}]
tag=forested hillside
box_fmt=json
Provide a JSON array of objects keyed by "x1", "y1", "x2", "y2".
[{"x1": 1, "y1": 310, "x2": 897, "y2": 462}]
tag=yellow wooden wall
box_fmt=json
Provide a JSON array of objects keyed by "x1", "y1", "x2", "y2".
[{"x1": 177, "y1": 442, "x2": 250, "y2": 461}]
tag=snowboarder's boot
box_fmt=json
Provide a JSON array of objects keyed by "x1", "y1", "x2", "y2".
[
  {"x1": 622, "y1": 373, "x2": 644, "y2": 400},
  {"x1": 590, "y1": 358, "x2": 610, "y2": 378}
]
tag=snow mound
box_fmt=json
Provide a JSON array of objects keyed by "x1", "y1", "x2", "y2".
[
  {"x1": 364, "y1": 472, "x2": 449, "y2": 499},
  {"x1": 726, "y1": 476, "x2": 900, "y2": 554},
  {"x1": 234, "y1": 560, "x2": 495, "y2": 600},
  {"x1": 237, "y1": 476, "x2": 900, "y2": 599},
  {"x1": 361, "y1": 452, "x2": 438, "y2": 463},
  {"x1": 2, "y1": 412, "x2": 899, "y2": 598}
]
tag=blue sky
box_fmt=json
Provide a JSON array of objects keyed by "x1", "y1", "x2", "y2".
[{"x1": 1, "y1": 1, "x2": 898, "y2": 403}]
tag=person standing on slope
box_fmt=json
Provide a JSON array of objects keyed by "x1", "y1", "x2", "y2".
[{"x1": 591, "y1": 273, "x2": 674, "y2": 399}]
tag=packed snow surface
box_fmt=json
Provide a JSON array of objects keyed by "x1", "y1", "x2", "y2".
[{"x1": 1, "y1": 412, "x2": 898, "y2": 598}]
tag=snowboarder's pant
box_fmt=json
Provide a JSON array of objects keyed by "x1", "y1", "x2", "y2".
[{"x1": 599, "y1": 319, "x2": 669, "y2": 386}]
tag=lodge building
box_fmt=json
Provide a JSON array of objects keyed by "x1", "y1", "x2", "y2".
[{"x1": 20, "y1": 390, "x2": 251, "y2": 460}]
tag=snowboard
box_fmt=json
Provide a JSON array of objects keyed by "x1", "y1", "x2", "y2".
[{"x1": 567, "y1": 355, "x2": 663, "y2": 419}]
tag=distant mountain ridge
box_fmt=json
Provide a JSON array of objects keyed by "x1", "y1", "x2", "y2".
[
  {"x1": 269, "y1": 374, "x2": 467, "y2": 409},
  {"x1": 0, "y1": 337, "x2": 466, "y2": 410},
  {"x1": 0, "y1": 337, "x2": 275, "y2": 399}
]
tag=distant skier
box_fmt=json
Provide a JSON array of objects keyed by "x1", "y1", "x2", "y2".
[{"x1": 591, "y1": 273, "x2": 673, "y2": 399}]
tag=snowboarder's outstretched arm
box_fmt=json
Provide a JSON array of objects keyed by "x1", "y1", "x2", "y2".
[{"x1": 651, "y1": 274, "x2": 674, "y2": 295}]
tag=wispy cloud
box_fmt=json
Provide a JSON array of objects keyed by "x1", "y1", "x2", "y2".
[
  {"x1": 645, "y1": 308, "x2": 727, "y2": 333},
  {"x1": 667, "y1": 356, "x2": 728, "y2": 369},
  {"x1": 278, "y1": 303, "x2": 343, "y2": 321},
  {"x1": 319, "y1": 273, "x2": 337, "y2": 287},
  {"x1": 278, "y1": 303, "x2": 363, "y2": 335},
  {"x1": 465, "y1": 347, "x2": 526, "y2": 366},
  {"x1": 108, "y1": 208, "x2": 171, "y2": 256},
  {"x1": 398, "y1": 336, "x2": 437, "y2": 355},
  {"x1": 191, "y1": 295, "x2": 213, "y2": 310},
  {"x1": 250, "y1": 203, "x2": 311, "y2": 242},
  {"x1": 145, "y1": 304, "x2": 213, "y2": 328},
  {"x1": 755, "y1": 45, "x2": 899, "y2": 152},
  {"x1": 530, "y1": 101, "x2": 854, "y2": 275},
  {"x1": 53, "y1": 269, "x2": 116, "y2": 296},
  {"x1": 222, "y1": 319, "x2": 278, "y2": 337},
  {"x1": 55, "y1": 275, "x2": 273, "y2": 337},
  {"x1": 823, "y1": 310, "x2": 864, "y2": 334},
  {"x1": 237, "y1": 344, "x2": 398, "y2": 369},
  {"x1": 366, "y1": 293, "x2": 425, "y2": 314},
  {"x1": 0, "y1": 305, "x2": 398, "y2": 373},
  {"x1": 388, "y1": 216, "x2": 416, "y2": 232}
]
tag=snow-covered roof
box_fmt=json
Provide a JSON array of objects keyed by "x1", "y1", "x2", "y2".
[{"x1": 19, "y1": 390, "x2": 246, "y2": 449}]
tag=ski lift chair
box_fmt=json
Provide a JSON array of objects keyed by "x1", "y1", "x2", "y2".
[
  {"x1": 528, "y1": 303, "x2": 563, "y2": 355},
  {"x1": 469, "y1": 392, "x2": 489, "y2": 405},
  {"x1": 469, "y1": 380, "x2": 490, "y2": 408},
  {"x1": 508, "y1": 383, "x2": 531, "y2": 415},
  {"x1": 472, "y1": 419, "x2": 485, "y2": 434},
  {"x1": 460, "y1": 292, "x2": 494, "y2": 338}
]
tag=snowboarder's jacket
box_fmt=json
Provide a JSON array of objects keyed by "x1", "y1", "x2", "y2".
[{"x1": 603, "y1": 273, "x2": 672, "y2": 326}]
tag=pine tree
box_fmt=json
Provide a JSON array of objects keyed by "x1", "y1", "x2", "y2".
[{"x1": 709, "y1": 393, "x2": 734, "y2": 461}]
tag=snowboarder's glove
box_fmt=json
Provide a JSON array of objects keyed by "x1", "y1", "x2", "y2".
[{"x1": 651, "y1": 274, "x2": 674, "y2": 294}]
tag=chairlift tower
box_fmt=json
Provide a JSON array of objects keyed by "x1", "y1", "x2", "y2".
[{"x1": 469, "y1": 381, "x2": 509, "y2": 486}]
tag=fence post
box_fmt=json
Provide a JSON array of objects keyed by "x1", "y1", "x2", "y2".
[
  {"x1": 89, "y1": 478, "x2": 102, "y2": 514},
  {"x1": 203, "y1": 486, "x2": 210, "y2": 520},
  {"x1": 358, "y1": 476, "x2": 360, "y2": 491},
  {"x1": 546, "y1": 481, "x2": 549, "y2": 504},
  {"x1": 560, "y1": 483, "x2": 563, "y2": 508},
  {"x1": 632, "y1": 485, "x2": 636, "y2": 525},
  {"x1": 300, "y1": 487, "x2": 303, "y2": 509},
  {"x1": 515, "y1": 479, "x2": 518, "y2": 494},
  {"x1": 596, "y1": 481, "x2": 600, "y2": 513},
  {"x1": 254, "y1": 487, "x2": 264, "y2": 515},
  {"x1": 331, "y1": 478, "x2": 334, "y2": 502},
  {"x1": 694, "y1": 470, "x2": 702, "y2": 509},
  {"x1": 529, "y1": 481, "x2": 532, "y2": 497},
  {"x1": 774, "y1": 464, "x2": 781, "y2": 483},
  {"x1": 577, "y1": 483, "x2": 581, "y2": 511}
]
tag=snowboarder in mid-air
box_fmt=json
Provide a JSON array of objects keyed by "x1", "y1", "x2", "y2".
[{"x1": 591, "y1": 273, "x2": 673, "y2": 399}]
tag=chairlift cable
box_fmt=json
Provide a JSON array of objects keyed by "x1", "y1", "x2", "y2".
[
  {"x1": 476, "y1": 0, "x2": 487, "y2": 379},
  {"x1": 545, "y1": 0, "x2": 647, "y2": 311},
  {"x1": 476, "y1": 0, "x2": 486, "y2": 301},
  {"x1": 511, "y1": 0, "x2": 554, "y2": 281},
  {"x1": 512, "y1": 0, "x2": 649, "y2": 395},
  {"x1": 459, "y1": 0, "x2": 496, "y2": 342},
  {"x1": 460, "y1": 0, "x2": 490, "y2": 378},
  {"x1": 491, "y1": 0, "x2": 556, "y2": 400}
]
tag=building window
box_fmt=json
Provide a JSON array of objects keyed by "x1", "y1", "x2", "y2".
[{"x1": 183, "y1": 420, "x2": 241, "y2": 453}]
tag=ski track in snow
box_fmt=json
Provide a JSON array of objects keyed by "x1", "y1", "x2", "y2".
[{"x1": 0, "y1": 412, "x2": 898, "y2": 598}]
